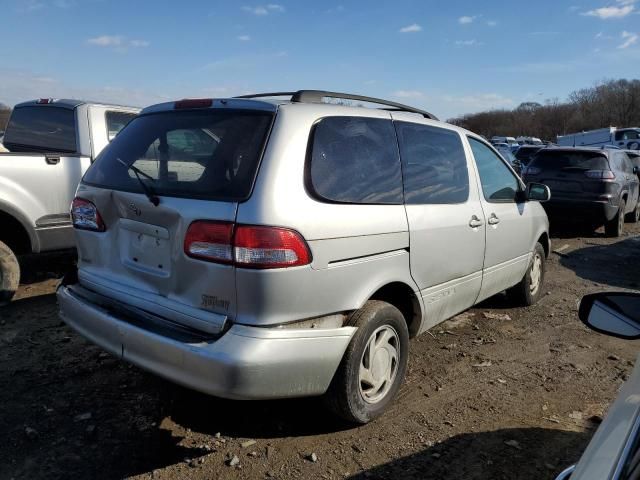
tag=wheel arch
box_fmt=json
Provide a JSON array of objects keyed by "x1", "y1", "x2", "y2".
[
  {"x1": 0, "y1": 206, "x2": 35, "y2": 255},
  {"x1": 367, "y1": 281, "x2": 423, "y2": 338},
  {"x1": 536, "y1": 231, "x2": 550, "y2": 258}
]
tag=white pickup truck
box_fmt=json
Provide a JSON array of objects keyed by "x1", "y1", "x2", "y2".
[{"x1": 0, "y1": 99, "x2": 139, "y2": 304}]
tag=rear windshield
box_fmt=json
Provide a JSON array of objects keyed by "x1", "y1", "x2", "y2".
[
  {"x1": 83, "y1": 109, "x2": 273, "y2": 201},
  {"x1": 3, "y1": 106, "x2": 77, "y2": 153},
  {"x1": 530, "y1": 151, "x2": 609, "y2": 171}
]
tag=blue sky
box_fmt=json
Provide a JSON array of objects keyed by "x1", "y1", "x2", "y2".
[{"x1": 1, "y1": 0, "x2": 640, "y2": 119}]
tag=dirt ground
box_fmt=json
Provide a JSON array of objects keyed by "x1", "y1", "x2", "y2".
[{"x1": 2, "y1": 224, "x2": 640, "y2": 480}]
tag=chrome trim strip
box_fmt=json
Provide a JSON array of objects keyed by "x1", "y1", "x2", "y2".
[{"x1": 555, "y1": 465, "x2": 575, "y2": 480}]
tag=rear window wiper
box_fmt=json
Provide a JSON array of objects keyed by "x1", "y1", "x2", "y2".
[{"x1": 116, "y1": 158, "x2": 160, "y2": 206}]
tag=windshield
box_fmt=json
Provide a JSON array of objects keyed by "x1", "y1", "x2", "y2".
[
  {"x1": 530, "y1": 151, "x2": 609, "y2": 170},
  {"x1": 83, "y1": 109, "x2": 273, "y2": 201},
  {"x1": 3, "y1": 106, "x2": 77, "y2": 153}
]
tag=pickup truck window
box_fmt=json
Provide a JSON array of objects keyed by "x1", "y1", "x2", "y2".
[
  {"x1": 3, "y1": 106, "x2": 76, "y2": 153},
  {"x1": 84, "y1": 109, "x2": 273, "y2": 201},
  {"x1": 106, "y1": 111, "x2": 136, "y2": 141}
]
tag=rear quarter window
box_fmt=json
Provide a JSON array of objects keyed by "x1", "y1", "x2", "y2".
[
  {"x1": 106, "y1": 111, "x2": 136, "y2": 141},
  {"x1": 3, "y1": 106, "x2": 76, "y2": 153},
  {"x1": 307, "y1": 116, "x2": 403, "y2": 204}
]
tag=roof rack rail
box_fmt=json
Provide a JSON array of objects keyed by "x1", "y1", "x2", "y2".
[{"x1": 234, "y1": 90, "x2": 438, "y2": 120}]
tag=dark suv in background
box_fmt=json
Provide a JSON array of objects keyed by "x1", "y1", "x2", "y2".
[{"x1": 523, "y1": 147, "x2": 640, "y2": 236}]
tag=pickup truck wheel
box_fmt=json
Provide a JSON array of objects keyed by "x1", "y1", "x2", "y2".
[
  {"x1": 324, "y1": 300, "x2": 409, "y2": 424},
  {"x1": 625, "y1": 202, "x2": 640, "y2": 223},
  {"x1": 605, "y1": 199, "x2": 625, "y2": 237},
  {"x1": 507, "y1": 242, "x2": 546, "y2": 307},
  {"x1": 0, "y1": 240, "x2": 20, "y2": 306}
]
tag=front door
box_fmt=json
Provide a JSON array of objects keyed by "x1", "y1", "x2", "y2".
[
  {"x1": 466, "y1": 136, "x2": 533, "y2": 302},
  {"x1": 394, "y1": 118, "x2": 486, "y2": 332}
]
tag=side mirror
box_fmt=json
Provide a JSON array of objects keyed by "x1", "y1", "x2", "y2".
[
  {"x1": 527, "y1": 182, "x2": 551, "y2": 202},
  {"x1": 633, "y1": 166, "x2": 638, "y2": 174},
  {"x1": 579, "y1": 292, "x2": 640, "y2": 339}
]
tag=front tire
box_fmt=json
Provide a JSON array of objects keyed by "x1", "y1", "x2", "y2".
[
  {"x1": 507, "y1": 242, "x2": 546, "y2": 307},
  {"x1": 324, "y1": 301, "x2": 409, "y2": 424},
  {"x1": 0, "y1": 240, "x2": 20, "y2": 306},
  {"x1": 605, "y1": 199, "x2": 625, "y2": 237}
]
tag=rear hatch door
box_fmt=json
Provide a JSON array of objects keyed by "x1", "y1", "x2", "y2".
[
  {"x1": 75, "y1": 103, "x2": 275, "y2": 332},
  {"x1": 527, "y1": 150, "x2": 611, "y2": 199}
]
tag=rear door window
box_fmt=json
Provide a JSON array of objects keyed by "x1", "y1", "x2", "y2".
[
  {"x1": 307, "y1": 116, "x2": 402, "y2": 204},
  {"x1": 83, "y1": 109, "x2": 273, "y2": 201},
  {"x1": 3, "y1": 106, "x2": 76, "y2": 153},
  {"x1": 106, "y1": 111, "x2": 136, "y2": 141},
  {"x1": 468, "y1": 137, "x2": 520, "y2": 202},
  {"x1": 395, "y1": 122, "x2": 469, "y2": 204}
]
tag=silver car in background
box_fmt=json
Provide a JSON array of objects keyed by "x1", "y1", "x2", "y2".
[{"x1": 57, "y1": 90, "x2": 551, "y2": 423}]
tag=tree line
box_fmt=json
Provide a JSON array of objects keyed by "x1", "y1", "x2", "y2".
[
  {"x1": 448, "y1": 78, "x2": 640, "y2": 142},
  {"x1": 0, "y1": 104, "x2": 10, "y2": 132}
]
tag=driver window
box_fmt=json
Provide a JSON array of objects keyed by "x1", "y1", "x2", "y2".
[{"x1": 468, "y1": 137, "x2": 520, "y2": 203}]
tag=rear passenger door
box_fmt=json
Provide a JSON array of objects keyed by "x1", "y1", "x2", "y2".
[
  {"x1": 467, "y1": 136, "x2": 533, "y2": 302},
  {"x1": 395, "y1": 120, "x2": 486, "y2": 331}
]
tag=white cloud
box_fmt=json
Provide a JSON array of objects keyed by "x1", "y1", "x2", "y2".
[
  {"x1": 87, "y1": 36, "x2": 150, "y2": 50},
  {"x1": 15, "y1": 0, "x2": 44, "y2": 12},
  {"x1": 392, "y1": 90, "x2": 425, "y2": 99},
  {"x1": 618, "y1": 30, "x2": 639, "y2": 48},
  {"x1": 237, "y1": 35, "x2": 251, "y2": 41},
  {"x1": 326, "y1": 5, "x2": 345, "y2": 13},
  {"x1": 129, "y1": 39, "x2": 150, "y2": 48},
  {"x1": 442, "y1": 93, "x2": 515, "y2": 111},
  {"x1": 242, "y1": 4, "x2": 284, "y2": 15},
  {"x1": 595, "y1": 31, "x2": 615, "y2": 39},
  {"x1": 458, "y1": 15, "x2": 476, "y2": 24},
  {"x1": 582, "y1": 5, "x2": 634, "y2": 19},
  {"x1": 487, "y1": 20, "x2": 498, "y2": 27},
  {"x1": 455, "y1": 39, "x2": 480, "y2": 46},
  {"x1": 399, "y1": 23, "x2": 422, "y2": 33},
  {"x1": 88, "y1": 35, "x2": 124, "y2": 47}
]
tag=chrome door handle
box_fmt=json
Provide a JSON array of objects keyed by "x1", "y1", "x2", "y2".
[
  {"x1": 488, "y1": 214, "x2": 500, "y2": 225},
  {"x1": 469, "y1": 215, "x2": 484, "y2": 228}
]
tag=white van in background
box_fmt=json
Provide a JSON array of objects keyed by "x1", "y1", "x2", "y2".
[
  {"x1": 557, "y1": 127, "x2": 640, "y2": 150},
  {"x1": 491, "y1": 136, "x2": 518, "y2": 146},
  {"x1": 516, "y1": 136, "x2": 543, "y2": 145}
]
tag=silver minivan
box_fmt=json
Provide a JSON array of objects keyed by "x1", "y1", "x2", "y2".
[{"x1": 58, "y1": 91, "x2": 551, "y2": 423}]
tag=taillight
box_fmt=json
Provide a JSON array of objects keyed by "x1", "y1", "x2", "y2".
[
  {"x1": 71, "y1": 197, "x2": 105, "y2": 232},
  {"x1": 585, "y1": 170, "x2": 615, "y2": 179},
  {"x1": 184, "y1": 222, "x2": 312, "y2": 269},
  {"x1": 184, "y1": 221, "x2": 233, "y2": 263},
  {"x1": 234, "y1": 225, "x2": 311, "y2": 269}
]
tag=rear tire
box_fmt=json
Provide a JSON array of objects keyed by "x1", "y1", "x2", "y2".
[
  {"x1": 605, "y1": 199, "x2": 625, "y2": 237},
  {"x1": 625, "y1": 202, "x2": 640, "y2": 223},
  {"x1": 507, "y1": 242, "x2": 545, "y2": 307},
  {"x1": 0, "y1": 240, "x2": 20, "y2": 306},
  {"x1": 324, "y1": 301, "x2": 409, "y2": 424}
]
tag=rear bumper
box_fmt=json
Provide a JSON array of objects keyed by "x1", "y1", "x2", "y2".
[
  {"x1": 543, "y1": 199, "x2": 618, "y2": 223},
  {"x1": 57, "y1": 284, "x2": 356, "y2": 400}
]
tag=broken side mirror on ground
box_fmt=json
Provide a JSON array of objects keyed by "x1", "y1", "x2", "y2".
[{"x1": 579, "y1": 292, "x2": 640, "y2": 339}]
